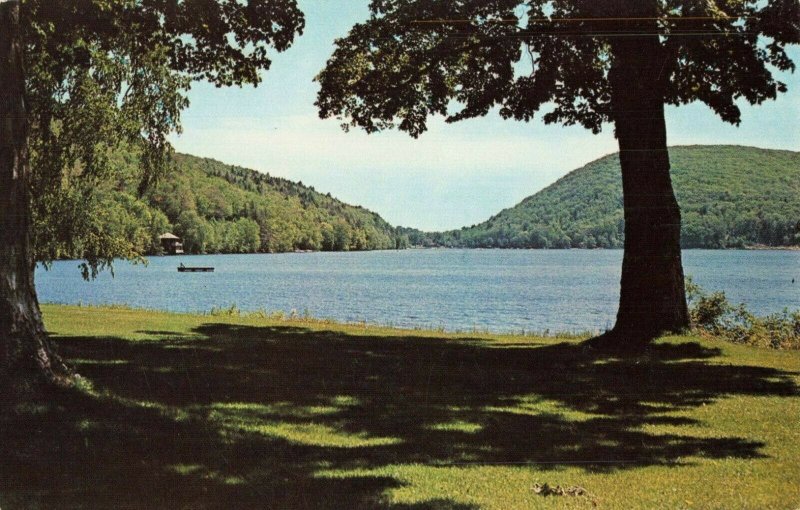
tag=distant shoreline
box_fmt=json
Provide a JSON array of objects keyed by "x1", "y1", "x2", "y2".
[
  {"x1": 743, "y1": 244, "x2": 800, "y2": 251},
  {"x1": 40, "y1": 244, "x2": 800, "y2": 263}
]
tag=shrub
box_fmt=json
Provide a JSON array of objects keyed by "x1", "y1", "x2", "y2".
[
  {"x1": 685, "y1": 277, "x2": 800, "y2": 349},
  {"x1": 209, "y1": 304, "x2": 241, "y2": 317}
]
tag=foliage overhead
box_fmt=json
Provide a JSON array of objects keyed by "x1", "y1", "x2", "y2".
[
  {"x1": 408, "y1": 146, "x2": 800, "y2": 250},
  {"x1": 316, "y1": 0, "x2": 797, "y2": 137},
  {"x1": 21, "y1": 0, "x2": 305, "y2": 276}
]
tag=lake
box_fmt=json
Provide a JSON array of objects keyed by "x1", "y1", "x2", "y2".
[{"x1": 36, "y1": 249, "x2": 800, "y2": 334}]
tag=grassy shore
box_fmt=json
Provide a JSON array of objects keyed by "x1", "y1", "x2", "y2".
[{"x1": 2, "y1": 305, "x2": 799, "y2": 509}]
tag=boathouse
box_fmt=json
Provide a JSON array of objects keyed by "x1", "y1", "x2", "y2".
[{"x1": 159, "y1": 233, "x2": 184, "y2": 255}]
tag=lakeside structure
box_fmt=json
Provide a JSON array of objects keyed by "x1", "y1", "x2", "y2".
[{"x1": 159, "y1": 233, "x2": 184, "y2": 255}]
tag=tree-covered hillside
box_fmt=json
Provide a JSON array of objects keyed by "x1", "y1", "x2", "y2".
[
  {"x1": 417, "y1": 146, "x2": 799, "y2": 249},
  {"x1": 47, "y1": 145, "x2": 797, "y2": 261},
  {"x1": 65, "y1": 149, "x2": 408, "y2": 258}
]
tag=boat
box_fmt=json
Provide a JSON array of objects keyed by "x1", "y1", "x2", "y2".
[{"x1": 177, "y1": 264, "x2": 214, "y2": 273}]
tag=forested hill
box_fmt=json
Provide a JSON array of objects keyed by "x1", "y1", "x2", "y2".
[
  {"x1": 100, "y1": 150, "x2": 408, "y2": 255},
  {"x1": 90, "y1": 145, "x2": 797, "y2": 256},
  {"x1": 410, "y1": 146, "x2": 800, "y2": 249}
]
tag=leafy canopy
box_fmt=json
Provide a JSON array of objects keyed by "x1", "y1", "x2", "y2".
[
  {"x1": 316, "y1": 0, "x2": 798, "y2": 137},
  {"x1": 21, "y1": 0, "x2": 304, "y2": 276}
]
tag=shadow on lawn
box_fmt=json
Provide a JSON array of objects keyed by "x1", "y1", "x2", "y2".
[{"x1": 1, "y1": 324, "x2": 798, "y2": 509}]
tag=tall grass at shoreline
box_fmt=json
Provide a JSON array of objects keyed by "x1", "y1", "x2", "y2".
[{"x1": 40, "y1": 301, "x2": 598, "y2": 339}]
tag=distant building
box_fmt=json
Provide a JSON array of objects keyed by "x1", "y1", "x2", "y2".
[{"x1": 159, "y1": 233, "x2": 184, "y2": 255}]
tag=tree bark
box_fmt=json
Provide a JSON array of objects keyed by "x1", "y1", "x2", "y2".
[
  {"x1": 598, "y1": 31, "x2": 690, "y2": 347},
  {"x1": 1, "y1": 2, "x2": 72, "y2": 388}
]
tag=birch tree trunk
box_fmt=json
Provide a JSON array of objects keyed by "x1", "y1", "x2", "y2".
[{"x1": 1, "y1": 1, "x2": 72, "y2": 387}]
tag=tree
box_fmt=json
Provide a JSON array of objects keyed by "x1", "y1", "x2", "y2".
[
  {"x1": 315, "y1": 0, "x2": 797, "y2": 347},
  {"x1": 0, "y1": 0, "x2": 304, "y2": 386}
]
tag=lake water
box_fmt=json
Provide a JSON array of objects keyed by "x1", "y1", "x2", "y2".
[{"x1": 36, "y1": 250, "x2": 800, "y2": 334}]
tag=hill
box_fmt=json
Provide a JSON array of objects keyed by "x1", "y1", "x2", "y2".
[
  {"x1": 416, "y1": 146, "x2": 800, "y2": 249},
  {"x1": 79, "y1": 145, "x2": 797, "y2": 258},
  {"x1": 88, "y1": 150, "x2": 409, "y2": 256}
]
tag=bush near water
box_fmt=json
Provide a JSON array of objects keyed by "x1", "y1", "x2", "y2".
[{"x1": 686, "y1": 277, "x2": 800, "y2": 350}]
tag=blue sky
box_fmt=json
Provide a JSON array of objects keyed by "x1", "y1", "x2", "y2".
[{"x1": 171, "y1": 1, "x2": 800, "y2": 231}]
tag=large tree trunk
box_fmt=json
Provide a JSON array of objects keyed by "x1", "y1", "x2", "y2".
[
  {"x1": 1, "y1": 2, "x2": 72, "y2": 388},
  {"x1": 598, "y1": 30, "x2": 690, "y2": 348}
]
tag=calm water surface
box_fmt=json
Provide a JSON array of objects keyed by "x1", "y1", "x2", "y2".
[{"x1": 36, "y1": 250, "x2": 800, "y2": 333}]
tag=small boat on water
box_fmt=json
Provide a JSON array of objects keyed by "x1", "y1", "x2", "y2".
[{"x1": 177, "y1": 263, "x2": 214, "y2": 273}]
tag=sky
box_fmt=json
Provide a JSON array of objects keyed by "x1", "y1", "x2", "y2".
[{"x1": 170, "y1": 1, "x2": 800, "y2": 232}]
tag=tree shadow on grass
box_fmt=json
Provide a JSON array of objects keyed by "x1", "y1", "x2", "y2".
[{"x1": 1, "y1": 324, "x2": 797, "y2": 509}]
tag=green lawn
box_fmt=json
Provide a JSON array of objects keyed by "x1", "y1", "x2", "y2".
[{"x1": 2, "y1": 305, "x2": 799, "y2": 509}]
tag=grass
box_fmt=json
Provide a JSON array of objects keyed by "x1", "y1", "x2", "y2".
[{"x1": 1, "y1": 304, "x2": 799, "y2": 509}]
